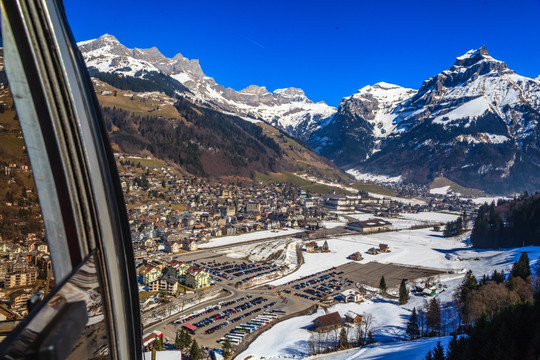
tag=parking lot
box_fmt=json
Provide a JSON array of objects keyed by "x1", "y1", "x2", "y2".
[
  {"x1": 161, "y1": 244, "x2": 444, "y2": 349},
  {"x1": 197, "y1": 260, "x2": 286, "y2": 287}
]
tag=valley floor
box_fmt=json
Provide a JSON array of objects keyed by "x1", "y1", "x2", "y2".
[{"x1": 230, "y1": 211, "x2": 540, "y2": 360}]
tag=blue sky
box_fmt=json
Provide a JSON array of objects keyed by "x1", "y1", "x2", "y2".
[{"x1": 64, "y1": 0, "x2": 540, "y2": 107}]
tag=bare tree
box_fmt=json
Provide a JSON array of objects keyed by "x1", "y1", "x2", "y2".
[
  {"x1": 362, "y1": 313, "x2": 373, "y2": 345},
  {"x1": 354, "y1": 326, "x2": 364, "y2": 347},
  {"x1": 308, "y1": 334, "x2": 317, "y2": 355}
]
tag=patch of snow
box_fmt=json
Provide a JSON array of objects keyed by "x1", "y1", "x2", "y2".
[
  {"x1": 429, "y1": 186, "x2": 451, "y2": 195},
  {"x1": 346, "y1": 169, "x2": 403, "y2": 184},
  {"x1": 433, "y1": 96, "x2": 491, "y2": 125},
  {"x1": 198, "y1": 228, "x2": 303, "y2": 249}
]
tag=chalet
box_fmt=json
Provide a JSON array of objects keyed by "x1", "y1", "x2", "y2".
[
  {"x1": 182, "y1": 238, "x2": 198, "y2": 251},
  {"x1": 379, "y1": 243, "x2": 390, "y2": 253},
  {"x1": 344, "y1": 311, "x2": 363, "y2": 324},
  {"x1": 347, "y1": 218, "x2": 391, "y2": 233},
  {"x1": 415, "y1": 283, "x2": 437, "y2": 297},
  {"x1": 142, "y1": 330, "x2": 163, "y2": 351},
  {"x1": 312, "y1": 312, "x2": 342, "y2": 332},
  {"x1": 171, "y1": 241, "x2": 182, "y2": 253},
  {"x1": 340, "y1": 289, "x2": 362, "y2": 303},
  {"x1": 348, "y1": 252, "x2": 363, "y2": 261},
  {"x1": 367, "y1": 247, "x2": 379, "y2": 255},
  {"x1": 305, "y1": 241, "x2": 319, "y2": 253}
]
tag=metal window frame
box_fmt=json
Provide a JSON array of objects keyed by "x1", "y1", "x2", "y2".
[{"x1": 1, "y1": 0, "x2": 142, "y2": 358}]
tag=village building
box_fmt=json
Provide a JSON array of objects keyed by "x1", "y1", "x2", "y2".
[
  {"x1": 305, "y1": 241, "x2": 319, "y2": 253},
  {"x1": 312, "y1": 312, "x2": 342, "y2": 332},
  {"x1": 142, "y1": 266, "x2": 162, "y2": 285},
  {"x1": 324, "y1": 194, "x2": 362, "y2": 211},
  {"x1": 379, "y1": 243, "x2": 390, "y2": 252},
  {"x1": 347, "y1": 218, "x2": 391, "y2": 233},
  {"x1": 142, "y1": 331, "x2": 164, "y2": 351},
  {"x1": 367, "y1": 247, "x2": 379, "y2": 255},
  {"x1": 185, "y1": 266, "x2": 210, "y2": 289},
  {"x1": 340, "y1": 289, "x2": 362, "y2": 303},
  {"x1": 182, "y1": 238, "x2": 198, "y2": 251},
  {"x1": 344, "y1": 311, "x2": 363, "y2": 324},
  {"x1": 348, "y1": 251, "x2": 363, "y2": 261},
  {"x1": 171, "y1": 241, "x2": 182, "y2": 253},
  {"x1": 150, "y1": 275, "x2": 179, "y2": 295},
  {"x1": 5, "y1": 268, "x2": 38, "y2": 288}
]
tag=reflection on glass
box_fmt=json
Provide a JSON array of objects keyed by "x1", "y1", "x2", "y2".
[{"x1": 0, "y1": 252, "x2": 110, "y2": 359}]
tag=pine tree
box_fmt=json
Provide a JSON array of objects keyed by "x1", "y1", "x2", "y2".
[
  {"x1": 322, "y1": 240, "x2": 329, "y2": 252},
  {"x1": 425, "y1": 349, "x2": 434, "y2": 360},
  {"x1": 426, "y1": 298, "x2": 441, "y2": 335},
  {"x1": 446, "y1": 334, "x2": 466, "y2": 360},
  {"x1": 339, "y1": 327, "x2": 350, "y2": 349},
  {"x1": 222, "y1": 338, "x2": 232, "y2": 359},
  {"x1": 399, "y1": 278, "x2": 408, "y2": 305},
  {"x1": 432, "y1": 341, "x2": 446, "y2": 360},
  {"x1": 175, "y1": 332, "x2": 181, "y2": 349},
  {"x1": 406, "y1": 307, "x2": 420, "y2": 339},
  {"x1": 190, "y1": 339, "x2": 201, "y2": 360},
  {"x1": 379, "y1": 276, "x2": 387, "y2": 293},
  {"x1": 511, "y1": 253, "x2": 531, "y2": 280}
]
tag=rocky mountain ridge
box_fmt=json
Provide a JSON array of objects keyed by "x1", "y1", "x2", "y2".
[
  {"x1": 313, "y1": 46, "x2": 540, "y2": 194},
  {"x1": 78, "y1": 34, "x2": 336, "y2": 140}
]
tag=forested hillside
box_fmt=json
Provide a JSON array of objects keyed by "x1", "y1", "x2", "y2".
[{"x1": 470, "y1": 193, "x2": 540, "y2": 248}]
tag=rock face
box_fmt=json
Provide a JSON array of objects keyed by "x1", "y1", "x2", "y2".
[
  {"x1": 311, "y1": 47, "x2": 540, "y2": 194},
  {"x1": 308, "y1": 82, "x2": 416, "y2": 165},
  {"x1": 78, "y1": 34, "x2": 336, "y2": 140}
]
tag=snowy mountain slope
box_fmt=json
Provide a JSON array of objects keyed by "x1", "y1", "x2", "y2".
[
  {"x1": 308, "y1": 82, "x2": 416, "y2": 165},
  {"x1": 318, "y1": 47, "x2": 540, "y2": 194},
  {"x1": 78, "y1": 34, "x2": 336, "y2": 140}
]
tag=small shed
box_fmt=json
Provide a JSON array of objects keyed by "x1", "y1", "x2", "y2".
[
  {"x1": 344, "y1": 310, "x2": 363, "y2": 324},
  {"x1": 182, "y1": 323, "x2": 197, "y2": 334}
]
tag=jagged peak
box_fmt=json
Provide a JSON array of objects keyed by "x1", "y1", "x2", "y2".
[
  {"x1": 273, "y1": 87, "x2": 306, "y2": 97},
  {"x1": 351, "y1": 82, "x2": 416, "y2": 102},
  {"x1": 238, "y1": 85, "x2": 270, "y2": 95},
  {"x1": 453, "y1": 45, "x2": 501, "y2": 67},
  {"x1": 134, "y1": 46, "x2": 164, "y2": 56},
  {"x1": 98, "y1": 33, "x2": 120, "y2": 43}
]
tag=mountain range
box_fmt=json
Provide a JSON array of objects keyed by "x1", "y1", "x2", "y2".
[
  {"x1": 78, "y1": 36, "x2": 540, "y2": 194},
  {"x1": 79, "y1": 34, "x2": 336, "y2": 141}
]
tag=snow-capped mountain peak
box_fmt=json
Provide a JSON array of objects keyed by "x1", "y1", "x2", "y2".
[
  {"x1": 342, "y1": 82, "x2": 417, "y2": 138},
  {"x1": 78, "y1": 34, "x2": 336, "y2": 139},
  {"x1": 309, "y1": 47, "x2": 540, "y2": 194}
]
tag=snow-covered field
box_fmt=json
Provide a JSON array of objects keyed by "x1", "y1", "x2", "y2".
[
  {"x1": 198, "y1": 228, "x2": 303, "y2": 248},
  {"x1": 236, "y1": 214, "x2": 540, "y2": 360},
  {"x1": 236, "y1": 299, "x2": 452, "y2": 360},
  {"x1": 330, "y1": 336, "x2": 452, "y2": 360}
]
